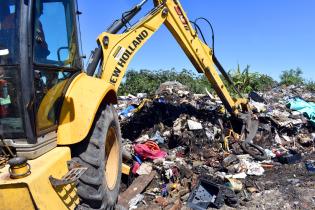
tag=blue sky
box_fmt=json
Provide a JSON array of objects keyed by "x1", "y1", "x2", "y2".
[{"x1": 77, "y1": 0, "x2": 315, "y2": 81}]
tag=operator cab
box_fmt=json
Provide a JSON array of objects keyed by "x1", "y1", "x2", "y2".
[{"x1": 0, "y1": 0, "x2": 82, "y2": 158}]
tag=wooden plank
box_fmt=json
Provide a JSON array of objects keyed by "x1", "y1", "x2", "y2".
[{"x1": 117, "y1": 170, "x2": 157, "y2": 208}]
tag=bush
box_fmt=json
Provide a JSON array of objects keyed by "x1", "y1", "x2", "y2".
[
  {"x1": 280, "y1": 68, "x2": 304, "y2": 86},
  {"x1": 118, "y1": 66, "x2": 277, "y2": 96},
  {"x1": 227, "y1": 65, "x2": 276, "y2": 93},
  {"x1": 306, "y1": 81, "x2": 315, "y2": 92},
  {"x1": 118, "y1": 69, "x2": 212, "y2": 95}
]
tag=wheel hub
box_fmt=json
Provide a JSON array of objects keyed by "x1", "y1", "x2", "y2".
[{"x1": 104, "y1": 126, "x2": 119, "y2": 190}]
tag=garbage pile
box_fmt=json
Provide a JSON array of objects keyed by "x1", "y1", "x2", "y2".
[{"x1": 116, "y1": 82, "x2": 315, "y2": 210}]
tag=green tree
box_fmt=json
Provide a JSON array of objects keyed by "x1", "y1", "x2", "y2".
[{"x1": 280, "y1": 68, "x2": 304, "y2": 86}]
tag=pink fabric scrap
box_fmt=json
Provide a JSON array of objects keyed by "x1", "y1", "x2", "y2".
[
  {"x1": 134, "y1": 143, "x2": 167, "y2": 160},
  {"x1": 132, "y1": 162, "x2": 141, "y2": 174}
]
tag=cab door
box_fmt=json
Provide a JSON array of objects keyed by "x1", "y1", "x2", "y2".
[{"x1": 32, "y1": 0, "x2": 82, "y2": 136}]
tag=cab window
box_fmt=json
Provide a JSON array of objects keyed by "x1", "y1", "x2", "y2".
[
  {"x1": 0, "y1": 0, "x2": 19, "y2": 65},
  {"x1": 33, "y1": 0, "x2": 81, "y2": 69},
  {"x1": 0, "y1": 1, "x2": 24, "y2": 138},
  {"x1": 0, "y1": 66, "x2": 25, "y2": 138}
]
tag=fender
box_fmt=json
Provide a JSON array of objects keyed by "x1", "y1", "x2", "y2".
[{"x1": 57, "y1": 73, "x2": 117, "y2": 145}]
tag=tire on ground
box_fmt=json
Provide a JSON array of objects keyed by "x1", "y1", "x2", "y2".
[
  {"x1": 241, "y1": 142, "x2": 268, "y2": 161},
  {"x1": 71, "y1": 104, "x2": 122, "y2": 210}
]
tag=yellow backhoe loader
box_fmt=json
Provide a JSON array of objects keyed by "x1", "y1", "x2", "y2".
[{"x1": 0, "y1": 0, "x2": 259, "y2": 209}]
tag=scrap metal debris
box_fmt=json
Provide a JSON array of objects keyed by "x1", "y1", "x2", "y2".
[
  {"x1": 117, "y1": 82, "x2": 315, "y2": 209},
  {"x1": 118, "y1": 171, "x2": 157, "y2": 209}
]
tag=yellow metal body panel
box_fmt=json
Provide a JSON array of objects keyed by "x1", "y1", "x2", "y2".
[
  {"x1": 0, "y1": 184, "x2": 35, "y2": 210},
  {"x1": 57, "y1": 73, "x2": 117, "y2": 145},
  {"x1": 98, "y1": 0, "x2": 247, "y2": 115},
  {"x1": 0, "y1": 147, "x2": 78, "y2": 210}
]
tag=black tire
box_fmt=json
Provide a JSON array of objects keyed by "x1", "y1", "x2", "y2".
[
  {"x1": 72, "y1": 105, "x2": 122, "y2": 210},
  {"x1": 241, "y1": 142, "x2": 268, "y2": 161}
]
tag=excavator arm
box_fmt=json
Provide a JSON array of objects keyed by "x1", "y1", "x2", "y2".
[
  {"x1": 97, "y1": 0, "x2": 247, "y2": 115},
  {"x1": 84, "y1": 0, "x2": 260, "y2": 145}
]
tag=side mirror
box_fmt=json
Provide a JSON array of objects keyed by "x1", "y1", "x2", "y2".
[{"x1": 57, "y1": 47, "x2": 69, "y2": 65}]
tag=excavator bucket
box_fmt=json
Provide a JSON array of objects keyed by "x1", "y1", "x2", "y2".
[{"x1": 237, "y1": 114, "x2": 267, "y2": 161}]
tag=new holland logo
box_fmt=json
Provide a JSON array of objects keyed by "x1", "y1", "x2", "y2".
[{"x1": 110, "y1": 30, "x2": 149, "y2": 84}]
